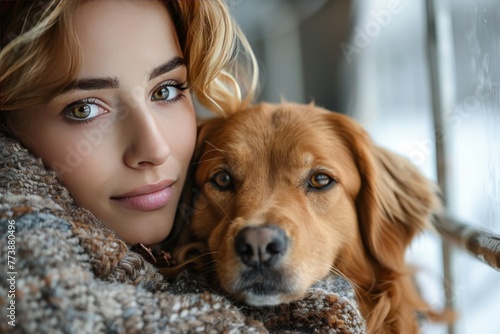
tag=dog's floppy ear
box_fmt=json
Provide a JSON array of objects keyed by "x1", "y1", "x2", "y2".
[
  {"x1": 171, "y1": 116, "x2": 227, "y2": 253},
  {"x1": 361, "y1": 145, "x2": 439, "y2": 267},
  {"x1": 182, "y1": 116, "x2": 227, "y2": 207},
  {"x1": 193, "y1": 117, "x2": 227, "y2": 163},
  {"x1": 327, "y1": 113, "x2": 439, "y2": 269}
]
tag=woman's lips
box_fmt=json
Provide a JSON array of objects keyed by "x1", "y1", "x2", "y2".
[{"x1": 111, "y1": 180, "x2": 174, "y2": 211}]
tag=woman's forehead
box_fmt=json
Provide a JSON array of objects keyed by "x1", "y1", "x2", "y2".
[{"x1": 72, "y1": 1, "x2": 181, "y2": 80}]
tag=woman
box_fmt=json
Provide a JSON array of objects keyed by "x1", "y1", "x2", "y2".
[{"x1": 0, "y1": 1, "x2": 365, "y2": 333}]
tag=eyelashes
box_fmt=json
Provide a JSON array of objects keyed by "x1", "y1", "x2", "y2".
[
  {"x1": 62, "y1": 98, "x2": 107, "y2": 123},
  {"x1": 151, "y1": 81, "x2": 188, "y2": 101},
  {"x1": 151, "y1": 80, "x2": 188, "y2": 103}
]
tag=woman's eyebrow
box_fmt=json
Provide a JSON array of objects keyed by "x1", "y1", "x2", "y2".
[
  {"x1": 59, "y1": 56, "x2": 185, "y2": 95},
  {"x1": 149, "y1": 56, "x2": 186, "y2": 81},
  {"x1": 61, "y1": 77, "x2": 119, "y2": 93}
]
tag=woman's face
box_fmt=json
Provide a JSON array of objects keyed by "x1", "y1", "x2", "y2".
[{"x1": 9, "y1": 0, "x2": 196, "y2": 245}]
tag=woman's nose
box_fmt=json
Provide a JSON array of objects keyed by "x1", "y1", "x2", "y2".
[{"x1": 122, "y1": 104, "x2": 170, "y2": 169}]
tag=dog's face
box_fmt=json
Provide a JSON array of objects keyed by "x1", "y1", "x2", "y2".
[{"x1": 189, "y1": 103, "x2": 434, "y2": 309}]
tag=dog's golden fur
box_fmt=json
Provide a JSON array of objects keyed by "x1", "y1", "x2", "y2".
[{"x1": 175, "y1": 102, "x2": 443, "y2": 333}]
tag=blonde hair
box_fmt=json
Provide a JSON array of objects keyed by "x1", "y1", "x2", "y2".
[{"x1": 0, "y1": 0, "x2": 259, "y2": 117}]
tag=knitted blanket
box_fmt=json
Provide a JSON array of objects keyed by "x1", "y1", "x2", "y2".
[{"x1": 0, "y1": 133, "x2": 366, "y2": 333}]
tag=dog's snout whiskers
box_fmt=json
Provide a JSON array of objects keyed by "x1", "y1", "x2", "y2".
[{"x1": 234, "y1": 225, "x2": 288, "y2": 269}]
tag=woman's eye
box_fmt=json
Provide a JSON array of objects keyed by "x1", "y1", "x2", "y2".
[
  {"x1": 151, "y1": 82, "x2": 187, "y2": 102},
  {"x1": 152, "y1": 85, "x2": 178, "y2": 101},
  {"x1": 64, "y1": 100, "x2": 107, "y2": 122},
  {"x1": 308, "y1": 173, "x2": 335, "y2": 190},
  {"x1": 210, "y1": 170, "x2": 234, "y2": 191}
]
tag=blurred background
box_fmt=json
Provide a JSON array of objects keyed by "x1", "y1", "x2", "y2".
[{"x1": 226, "y1": 0, "x2": 500, "y2": 333}]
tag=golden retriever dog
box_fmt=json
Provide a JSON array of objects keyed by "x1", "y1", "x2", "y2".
[{"x1": 181, "y1": 102, "x2": 442, "y2": 333}]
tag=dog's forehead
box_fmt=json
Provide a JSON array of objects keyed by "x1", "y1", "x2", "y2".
[
  {"x1": 221, "y1": 107, "x2": 321, "y2": 158},
  {"x1": 214, "y1": 105, "x2": 351, "y2": 167}
]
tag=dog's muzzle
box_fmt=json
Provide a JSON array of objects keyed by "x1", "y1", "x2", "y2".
[{"x1": 231, "y1": 225, "x2": 293, "y2": 305}]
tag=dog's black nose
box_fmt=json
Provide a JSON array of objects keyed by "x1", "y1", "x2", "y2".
[{"x1": 234, "y1": 226, "x2": 288, "y2": 268}]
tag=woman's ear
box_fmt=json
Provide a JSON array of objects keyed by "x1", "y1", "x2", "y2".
[{"x1": 327, "y1": 112, "x2": 440, "y2": 270}]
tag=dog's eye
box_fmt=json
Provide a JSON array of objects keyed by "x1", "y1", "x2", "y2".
[
  {"x1": 308, "y1": 173, "x2": 335, "y2": 190},
  {"x1": 210, "y1": 170, "x2": 233, "y2": 190}
]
